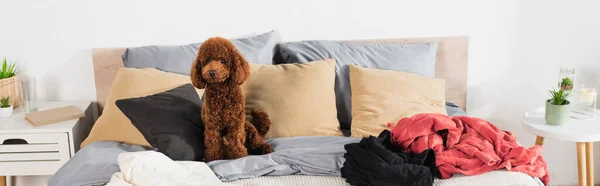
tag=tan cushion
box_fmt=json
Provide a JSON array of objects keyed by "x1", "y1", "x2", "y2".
[
  {"x1": 243, "y1": 59, "x2": 342, "y2": 139},
  {"x1": 349, "y1": 65, "x2": 447, "y2": 137},
  {"x1": 81, "y1": 68, "x2": 204, "y2": 147}
]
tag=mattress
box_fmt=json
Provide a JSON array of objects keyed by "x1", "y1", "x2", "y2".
[{"x1": 227, "y1": 171, "x2": 544, "y2": 186}]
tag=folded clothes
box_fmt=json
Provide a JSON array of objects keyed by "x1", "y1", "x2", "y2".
[
  {"x1": 388, "y1": 113, "x2": 550, "y2": 186},
  {"x1": 342, "y1": 130, "x2": 436, "y2": 186}
]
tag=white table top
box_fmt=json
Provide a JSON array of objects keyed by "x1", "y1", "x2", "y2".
[
  {"x1": 0, "y1": 100, "x2": 92, "y2": 133},
  {"x1": 523, "y1": 107, "x2": 600, "y2": 142}
]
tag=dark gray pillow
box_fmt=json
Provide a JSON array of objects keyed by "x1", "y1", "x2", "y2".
[
  {"x1": 122, "y1": 31, "x2": 280, "y2": 75},
  {"x1": 276, "y1": 40, "x2": 438, "y2": 130},
  {"x1": 115, "y1": 84, "x2": 205, "y2": 161}
]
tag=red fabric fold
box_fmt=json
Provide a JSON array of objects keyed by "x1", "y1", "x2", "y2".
[{"x1": 388, "y1": 113, "x2": 549, "y2": 185}]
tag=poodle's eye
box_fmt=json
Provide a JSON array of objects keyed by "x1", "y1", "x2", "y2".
[
  {"x1": 220, "y1": 59, "x2": 226, "y2": 64},
  {"x1": 205, "y1": 58, "x2": 210, "y2": 63}
]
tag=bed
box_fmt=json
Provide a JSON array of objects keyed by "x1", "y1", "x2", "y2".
[{"x1": 48, "y1": 35, "x2": 545, "y2": 186}]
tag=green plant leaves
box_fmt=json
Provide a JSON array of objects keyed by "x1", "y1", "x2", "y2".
[
  {"x1": 0, "y1": 96, "x2": 10, "y2": 108},
  {"x1": 561, "y1": 77, "x2": 573, "y2": 85},
  {"x1": 548, "y1": 88, "x2": 571, "y2": 105},
  {"x1": 0, "y1": 57, "x2": 18, "y2": 79}
]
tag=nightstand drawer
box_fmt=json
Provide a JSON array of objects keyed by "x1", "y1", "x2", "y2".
[{"x1": 0, "y1": 133, "x2": 71, "y2": 175}]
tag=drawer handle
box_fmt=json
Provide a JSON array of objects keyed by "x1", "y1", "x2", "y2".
[{"x1": 2, "y1": 138, "x2": 29, "y2": 145}]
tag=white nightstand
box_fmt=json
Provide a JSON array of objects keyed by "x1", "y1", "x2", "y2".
[
  {"x1": 0, "y1": 101, "x2": 96, "y2": 186},
  {"x1": 523, "y1": 107, "x2": 600, "y2": 186}
]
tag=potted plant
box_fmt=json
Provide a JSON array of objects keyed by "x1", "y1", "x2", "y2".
[
  {"x1": 0, "y1": 57, "x2": 21, "y2": 108},
  {"x1": 560, "y1": 77, "x2": 573, "y2": 91},
  {"x1": 545, "y1": 89, "x2": 571, "y2": 125},
  {"x1": 0, "y1": 96, "x2": 12, "y2": 118}
]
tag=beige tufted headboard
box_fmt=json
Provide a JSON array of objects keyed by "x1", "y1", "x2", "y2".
[{"x1": 92, "y1": 36, "x2": 469, "y2": 113}]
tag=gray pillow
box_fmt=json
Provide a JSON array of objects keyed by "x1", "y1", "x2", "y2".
[
  {"x1": 122, "y1": 31, "x2": 280, "y2": 75},
  {"x1": 276, "y1": 40, "x2": 438, "y2": 130}
]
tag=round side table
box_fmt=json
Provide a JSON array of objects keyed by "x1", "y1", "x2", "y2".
[{"x1": 523, "y1": 107, "x2": 600, "y2": 186}]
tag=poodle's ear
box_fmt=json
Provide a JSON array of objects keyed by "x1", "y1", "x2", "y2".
[
  {"x1": 231, "y1": 50, "x2": 250, "y2": 85},
  {"x1": 190, "y1": 59, "x2": 206, "y2": 89}
]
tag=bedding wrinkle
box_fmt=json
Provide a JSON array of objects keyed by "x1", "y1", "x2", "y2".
[{"x1": 388, "y1": 113, "x2": 550, "y2": 185}]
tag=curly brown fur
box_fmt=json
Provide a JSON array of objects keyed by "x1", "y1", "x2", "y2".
[
  {"x1": 191, "y1": 37, "x2": 273, "y2": 162},
  {"x1": 250, "y1": 109, "x2": 270, "y2": 138}
]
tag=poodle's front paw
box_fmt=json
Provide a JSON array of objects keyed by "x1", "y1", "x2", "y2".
[
  {"x1": 257, "y1": 143, "x2": 273, "y2": 154},
  {"x1": 204, "y1": 149, "x2": 223, "y2": 162},
  {"x1": 224, "y1": 141, "x2": 248, "y2": 159}
]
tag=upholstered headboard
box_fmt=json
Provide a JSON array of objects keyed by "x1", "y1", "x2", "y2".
[{"x1": 92, "y1": 36, "x2": 469, "y2": 112}]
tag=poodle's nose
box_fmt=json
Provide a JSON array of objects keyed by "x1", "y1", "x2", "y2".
[{"x1": 209, "y1": 70, "x2": 216, "y2": 78}]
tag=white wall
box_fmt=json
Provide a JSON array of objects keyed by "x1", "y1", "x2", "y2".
[{"x1": 1, "y1": 0, "x2": 599, "y2": 185}]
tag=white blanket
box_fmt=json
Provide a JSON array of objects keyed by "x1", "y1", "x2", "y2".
[{"x1": 106, "y1": 151, "x2": 237, "y2": 186}]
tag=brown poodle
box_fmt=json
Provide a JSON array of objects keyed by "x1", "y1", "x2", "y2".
[{"x1": 190, "y1": 37, "x2": 273, "y2": 161}]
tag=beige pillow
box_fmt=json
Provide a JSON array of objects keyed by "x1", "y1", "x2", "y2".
[
  {"x1": 349, "y1": 65, "x2": 447, "y2": 138},
  {"x1": 243, "y1": 59, "x2": 342, "y2": 139},
  {"x1": 81, "y1": 68, "x2": 204, "y2": 148}
]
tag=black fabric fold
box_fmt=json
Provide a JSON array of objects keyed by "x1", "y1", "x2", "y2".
[{"x1": 341, "y1": 130, "x2": 437, "y2": 186}]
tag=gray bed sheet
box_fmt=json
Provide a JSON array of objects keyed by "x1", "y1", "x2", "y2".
[
  {"x1": 48, "y1": 136, "x2": 359, "y2": 186},
  {"x1": 48, "y1": 141, "x2": 149, "y2": 186},
  {"x1": 208, "y1": 136, "x2": 359, "y2": 181}
]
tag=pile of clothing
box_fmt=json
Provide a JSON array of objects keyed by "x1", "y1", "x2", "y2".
[
  {"x1": 341, "y1": 130, "x2": 437, "y2": 186},
  {"x1": 341, "y1": 113, "x2": 549, "y2": 186}
]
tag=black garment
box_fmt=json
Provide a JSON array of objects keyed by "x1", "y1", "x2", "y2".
[{"x1": 341, "y1": 130, "x2": 437, "y2": 186}]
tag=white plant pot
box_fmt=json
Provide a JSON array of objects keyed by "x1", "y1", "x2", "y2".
[{"x1": 0, "y1": 105, "x2": 14, "y2": 118}]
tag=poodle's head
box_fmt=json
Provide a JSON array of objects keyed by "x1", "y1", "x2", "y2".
[{"x1": 190, "y1": 37, "x2": 250, "y2": 88}]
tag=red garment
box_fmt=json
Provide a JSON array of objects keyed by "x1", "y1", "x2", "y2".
[{"x1": 387, "y1": 113, "x2": 549, "y2": 185}]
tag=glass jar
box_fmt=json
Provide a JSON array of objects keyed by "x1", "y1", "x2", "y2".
[
  {"x1": 577, "y1": 84, "x2": 597, "y2": 120},
  {"x1": 558, "y1": 68, "x2": 575, "y2": 91},
  {"x1": 21, "y1": 77, "x2": 38, "y2": 113}
]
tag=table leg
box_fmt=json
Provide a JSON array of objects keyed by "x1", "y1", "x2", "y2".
[
  {"x1": 586, "y1": 142, "x2": 594, "y2": 186},
  {"x1": 535, "y1": 136, "x2": 544, "y2": 146},
  {"x1": 0, "y1": 176, "x2": 5, "y2": 186},
  {"x1": 578, "y1": 142, "x2": 587, "y2": 186}
]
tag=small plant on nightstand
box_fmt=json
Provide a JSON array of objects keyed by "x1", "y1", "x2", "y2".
[
  {"x1": 545, "y1": 89, "x2": 571, "y2": 125},
  {"x1": 0, "y1": 57, "x2": 22, "y2": 108},
  {"x1": 0, "y1": 96, "x2": 13, "y2": 118},
  {"x1": 560, "y1": 77, "x2": 574, "y2": 91}
]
